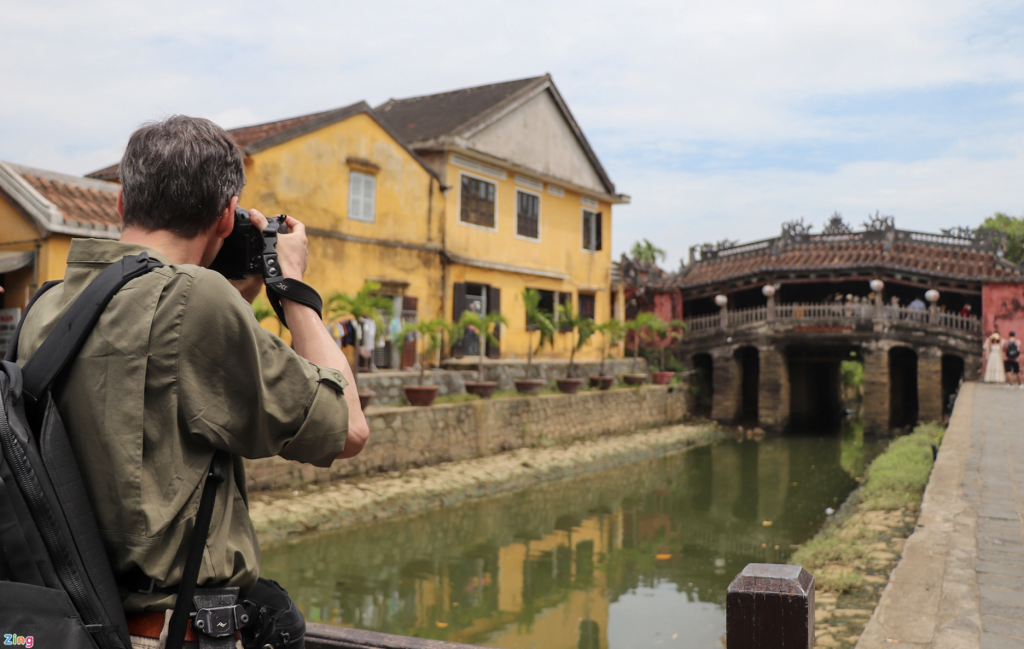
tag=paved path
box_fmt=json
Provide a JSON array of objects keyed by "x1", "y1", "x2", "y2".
[{"x1": 859, "y1": 382, "x2": 1024, "y2": 648}]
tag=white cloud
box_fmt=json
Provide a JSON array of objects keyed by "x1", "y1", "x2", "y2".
[
  {"x1": 1, "y1": 0, "x2": 1022, "y2": 259},
  {"x1": 613, "y1": 148, "x2": 1024, "y2": 265}
]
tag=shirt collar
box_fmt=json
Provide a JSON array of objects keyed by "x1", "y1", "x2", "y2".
[{"x1": 66, "y1": 239, "x2": 173, "y2": 266}]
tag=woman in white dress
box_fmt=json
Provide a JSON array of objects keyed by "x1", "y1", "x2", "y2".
[{"x1": 984, "y1": 333, "x2": 1007, "y2": 383}]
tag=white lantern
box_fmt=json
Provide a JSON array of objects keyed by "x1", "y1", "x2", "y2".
[
  {"x1": 869, "y1": 279, "x2": 884, "y2": 293},
  {"x1": 761, "y1": 284, "x2": 776, "y2": 297},
  {"x1": 925, "y1": 289, "x2": 940, "y2": 303},
  {"x1": 714, "y1": 294, "x2": 728, "y2": 308}
]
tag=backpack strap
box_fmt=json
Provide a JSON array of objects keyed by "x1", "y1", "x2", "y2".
[
  {"x1": 165, "y1": 451, "x2": 228, "y2": 649},
  {"x1": 20, "y1": 253, "x2": 164, "y2": 404},
  {"x1": 2, "y1": 280, "x2": 63, "y2": 364}
]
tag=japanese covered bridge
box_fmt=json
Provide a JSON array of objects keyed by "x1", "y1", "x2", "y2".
[{"x1": 621, "y1": 214, "x2": 1024, "y2": 433}]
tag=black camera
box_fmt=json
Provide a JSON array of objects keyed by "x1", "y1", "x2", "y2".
[{"x1": 210, "y1": 207, "x2": 289, "y2": 280}]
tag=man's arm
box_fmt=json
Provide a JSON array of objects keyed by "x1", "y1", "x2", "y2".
[{"x1": 256, "y1": 210, "x2": 369, "y2": 459}]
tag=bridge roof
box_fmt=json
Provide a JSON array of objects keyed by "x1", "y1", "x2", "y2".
[{"x1": 673, "y1": 217, "x2": 1023, "y2": 291}]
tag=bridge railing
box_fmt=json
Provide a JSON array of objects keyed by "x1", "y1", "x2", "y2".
[
  {"x1": 685, "y1": 301, "x2": 981, "y2": 335},
  {"x1": 727, "y1": 305, "x2": 767, "y2": 326},
  {"x1": 686, "y1": 312, "x2": 721, "y2": 332}
]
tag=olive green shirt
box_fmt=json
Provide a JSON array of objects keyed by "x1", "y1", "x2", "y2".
[{"x1": 16, "y1": 239, "x2": 349, "y2": 612}]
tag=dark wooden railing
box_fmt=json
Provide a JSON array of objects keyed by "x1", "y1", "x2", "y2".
[{"x1": 307, "y1": 563, "x2": 816, "y2": 649}]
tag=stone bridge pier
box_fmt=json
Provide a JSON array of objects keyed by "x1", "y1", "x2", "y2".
[{"x1": 685, "y1": 318, "x2": 981, "y2": 434}]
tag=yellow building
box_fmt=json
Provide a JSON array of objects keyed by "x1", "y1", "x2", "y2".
[
  {"x1": 376, "y1": 75, "x2": 630, "y2": 359},
  {"x1": 0, "y1": 161, "x2": 122, "y2": 355},
  {"x1": 88, "y1": 102, "x2": 448, "y2": 368},
  {"x1": 78, "y1": 75, "x2": 630, "y2": 363}
]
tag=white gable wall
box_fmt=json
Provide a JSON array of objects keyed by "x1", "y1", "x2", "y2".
[{"x1": 467, "y1": 90, "x2": 606, "y2": 194}]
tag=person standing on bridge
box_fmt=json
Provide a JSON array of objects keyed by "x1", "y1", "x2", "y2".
[
  {"x1": 1004, "y1": 332, "x2": 1021, "y2": 387},
  {"x1": 984, "y1": 333, "x2": 1007, "y2": 384}
]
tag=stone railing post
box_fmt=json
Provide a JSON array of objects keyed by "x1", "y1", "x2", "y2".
[
  {"x1": 716, "y1": 294, "x2": 729, "y2": 330},
  {"x1": 726, "y1": 563, "x2": 814, "y2": 649}
]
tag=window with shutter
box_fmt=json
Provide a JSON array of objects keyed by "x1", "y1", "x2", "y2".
[
  {"x1": 460, "y1": 175, "x2": 496, "y2": 228},
  {"x1": 516, "y1": 190, "x2": 540, "y2": 239},
  {"x1": 349, "y1": 171, "x2": 376, "y2": 222},
  {"x1": 582, "y1": 209, "x2": 599, "y2": 252},
  {"x1": 579, "y1": 293, "x2": 596, "y2": 319}
]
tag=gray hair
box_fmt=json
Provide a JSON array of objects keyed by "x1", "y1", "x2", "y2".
[{"x1": 120, "y1": 115, "x2": 245, "y2": 238}]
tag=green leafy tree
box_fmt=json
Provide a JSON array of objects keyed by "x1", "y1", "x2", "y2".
[
  {"x1": 522, "y1": 289, "x2": 556, "y2": 379},
  {"x1": 978, "y1": 212, "x2": 1024, "y2": 263},
  {"x1": 451, "y1": 310, "x2": 508, "y2": 383},
  {"x1": 595, "y1": 319, "x2": 625, "y2": 377},
  {"x1": 644, "y1": 317, "x2": 687, "y2": 371},
  {"x1": 630, "y1": 239, "x2": 667, "y2": 264},
  {"x1": 624, "y1": 312, "x2": 660, "y2": 372},
  {"x1": 397, "y1": 318, "x2": 451, "y2": 385},
  {"x1": 557, "y1": 303, "x2": 597, "y2": 378},
  {"x1": 325, "y1": 280, "x2": 395, "y2": 377}
]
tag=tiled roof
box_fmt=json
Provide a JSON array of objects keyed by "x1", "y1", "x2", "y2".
[
  {"x1": 374, "y1": 76, "x2": 547, "y2": 145},
  {"x1": 85, "y1": 101, "x2": 440, "y2": 181},
  {"x1": 676, "y1": 238, "x2": 1023, "y2": 288},
  {"x1": 7, "y1": 163, "x2": 121, "y2": 233}
]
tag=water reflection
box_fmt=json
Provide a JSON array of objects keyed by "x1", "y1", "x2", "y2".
[{"x1": 261, "y1": 424, "x2": 879, "y2": 649}]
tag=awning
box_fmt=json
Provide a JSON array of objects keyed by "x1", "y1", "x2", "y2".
[{"x1": 0, "y1": 250, "x2": 34, "y2": 275}]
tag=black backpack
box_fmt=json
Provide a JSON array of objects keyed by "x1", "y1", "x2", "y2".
[
  {"x1": 1009, "y1": 340, "x2": 1020, "y2": 360},
  {"x1": 0, "y1": 253, "x2": 225, "y2": 649}
]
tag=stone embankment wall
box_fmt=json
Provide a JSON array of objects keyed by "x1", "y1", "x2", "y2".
[
  {"x1": 245, "y1": 383, "x2": 685, "y2": 492},
  {"x1": 357, "y1": 358, "x2": 647, "y2": 405}
]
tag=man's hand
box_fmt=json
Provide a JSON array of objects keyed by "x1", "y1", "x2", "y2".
[{"x1": 274, "y1": 214, "x2": 309, "y2": 282}]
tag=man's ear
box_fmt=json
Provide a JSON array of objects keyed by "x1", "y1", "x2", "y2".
[
  {"x1": 117, "y1": 189, "x2": 124, "y2": 216},
  {"x1": 214, "y1": 196, "x2": 239, "y2": 239}
]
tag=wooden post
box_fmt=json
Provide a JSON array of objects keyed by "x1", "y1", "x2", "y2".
[{"x1": 726, "y1": 563, "x2": 814, "y2": 649}]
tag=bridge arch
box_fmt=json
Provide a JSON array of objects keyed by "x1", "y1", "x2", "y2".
[
  {"x1": 942, "y1": 354, "x2": 965, "y2": 414},
  {"x1": 889, "y1": 346, "x2": 919, "y2": 428},
  {"x1": 736, "y1": 346, "x2": 759, "y2": 423}
]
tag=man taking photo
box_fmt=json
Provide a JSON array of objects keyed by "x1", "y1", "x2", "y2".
[{"x1": 14, "y1": 115, "x2": 369, "y2": 648}]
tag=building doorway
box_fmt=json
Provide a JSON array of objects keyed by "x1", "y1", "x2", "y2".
[{"x1": 889, "y1": 347, "x2": 919, "y2": 428}]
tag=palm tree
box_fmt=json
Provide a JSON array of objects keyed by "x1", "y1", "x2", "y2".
[
  {"x1": 451, "y1": 310, "x2": 508, "y2": 383},
  {"x1": 557, "y1": 303, "x2": 597, "y2": 379},
  {"x1": 397, "y1": 318, "x2": 450, "y2": 386},
  {"x1": 630, "y1": 239, "x2": 667, "y2": 264},
  {"x1": 325, "y1": 280, "x2": 395, "y2": 378},
  {"x1": 625, "y1": 312, "x2": 660, "y2": 373},
  {"x1": 522, "y1": 289, "x2": 556, "y2": 380},
  {"x1": 595, "y1": 319, "x2": 625, "y2": 377}
]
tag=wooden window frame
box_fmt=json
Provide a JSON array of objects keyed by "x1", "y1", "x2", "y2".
[
  {"x1": 457, "y1": 171, "x2": 498, "y2": 231},
  {"x1": 515, "y1": 189, "x2": 541, "y2": 241},
  {"x1": 581, "y1": 209, "x2": 602, "y2": 253},
  {"x1": 348, "y1": 170, "x2": 377, "y2": 223}
]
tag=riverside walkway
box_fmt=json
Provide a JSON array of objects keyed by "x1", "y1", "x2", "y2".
[{"x1": 859, "y1": 382, "x2": 1024, "y2": 648}]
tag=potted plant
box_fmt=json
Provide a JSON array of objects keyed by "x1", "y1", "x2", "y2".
[
  {"x1": 556, "y1": 303, "x2": 596, "y2": 394},
  {"x1": 646, "y1": 317, "x2": 687, "y2": 385},
  {"x1": 518, "y1": 289, "x2": 556, "y2": 395},
  {"x1": 451, "y1": 310, "x2": 508, "y2": 398},
  {"x1": 623, "y1": 312, "x2": 659, "y2": 385},
  {"x1": 325, "y1": 280, "x2": 395, "y2": 409},
  {"x1": 590, "y1": 319, "x2": 624, "y2": 390},
  {"x1": 397, "y1": 318, "x2": 449, "y2": 406}
]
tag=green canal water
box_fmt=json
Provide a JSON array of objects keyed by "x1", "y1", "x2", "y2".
[{"x1": 261, "y1": 424, "x2": 881, "y2": 649}]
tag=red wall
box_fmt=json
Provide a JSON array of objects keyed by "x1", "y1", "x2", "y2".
[
  {"x1": 982, "y1": 283, "x2": 1024, "y2": 338},
  {"x1": 653, "y1": 292, "x2": 683, "y2": 321}
]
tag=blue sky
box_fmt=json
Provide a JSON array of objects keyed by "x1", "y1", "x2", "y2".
[{"x1": 1, "y1": 0, "x2": 1022, "y2": 267}]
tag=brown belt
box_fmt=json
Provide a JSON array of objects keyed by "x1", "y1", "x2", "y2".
[{"x1": 126, "y1": 612, "x2": 199, "y2": 641}]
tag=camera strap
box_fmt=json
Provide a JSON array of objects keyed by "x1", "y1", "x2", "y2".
[{"x1": 264, "y1": 276, "x2": 323, "y2": 329}]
